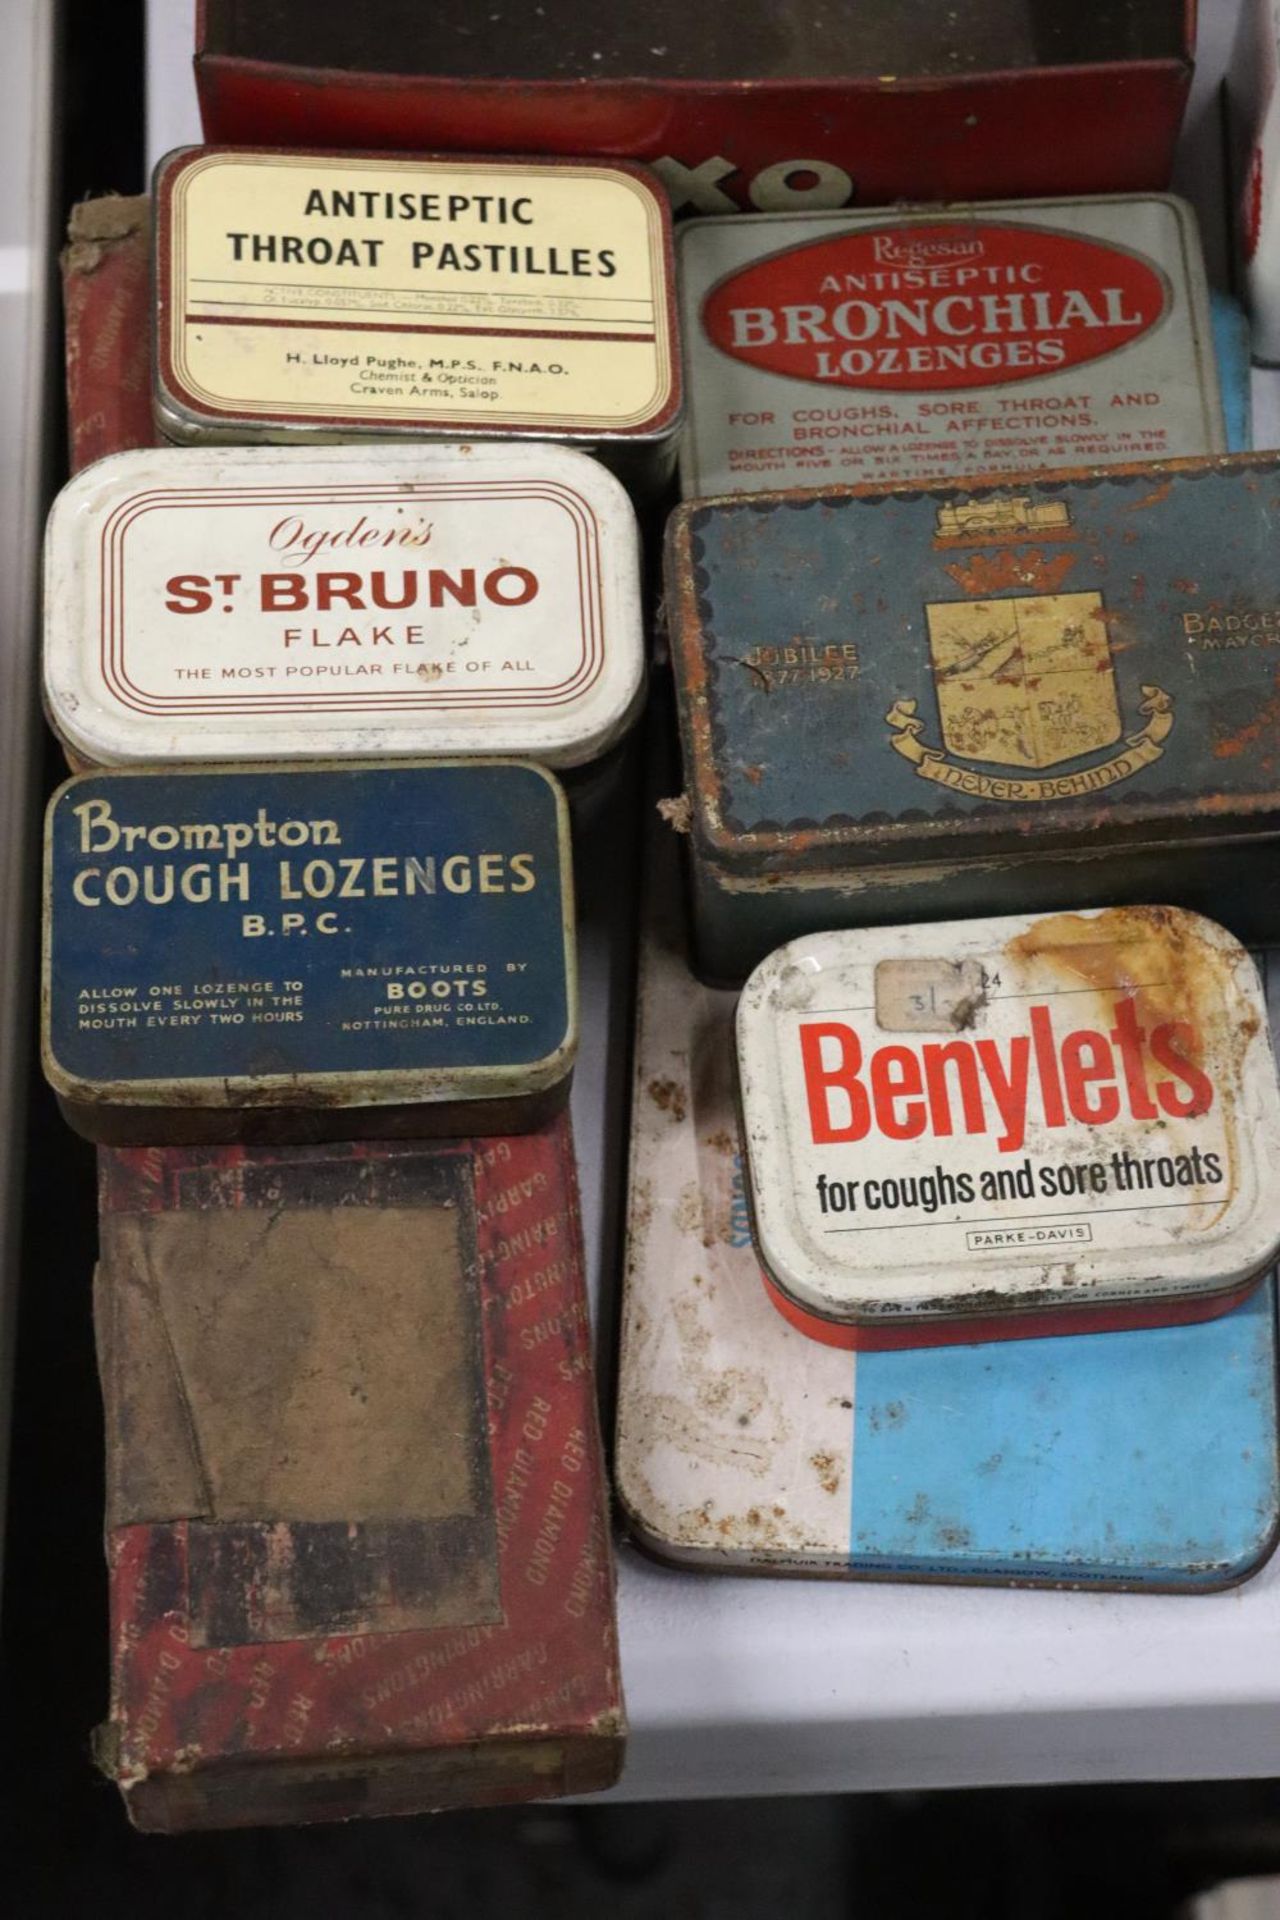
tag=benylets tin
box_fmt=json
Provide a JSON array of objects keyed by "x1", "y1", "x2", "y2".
[
  {"x1": 735, "y1": 908, "x2": 1280, "y2": 1350},
  {"x1": 668, "y1": 456, "x2": 1280, "y2": 984},
  {"x1": 43, "y1": 443, "x2": 643, "y2": 774},
  {"x1": 152, "y1": 146, "x2": 681, "y2": 489},
  {"x1": 42, "y1": 760, "x2": 576, "y2": 1145},
  {"x1": 616, "y1": 804, "x2": 1280, "y2": 1587},
  {"x1": 677, "y1": 195, "x2": 1224, "y2": 497}
]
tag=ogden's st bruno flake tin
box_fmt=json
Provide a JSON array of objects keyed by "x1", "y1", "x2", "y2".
[
  {"x1": 42, "y1": 761, "x2": 576, "y2": 1144},
  {"x1": 668, "y1": 457, "x2": 1280, "y2": 982},
  {"x1": 152, "y1": 147, "x2": 681, "y2": 484},
  {"x1": 43, "y1": 444, "x2": 643, "y2": 773},
  {"x1": 736, "y1": 908, "x2": 1280, "y2": 1349},
  {"x1": 616, "y1": 810, "x2": 1280, "y2": 1587},
  {"x1": 678, "y1": 196, "x2": 1224, "y2": 496}
]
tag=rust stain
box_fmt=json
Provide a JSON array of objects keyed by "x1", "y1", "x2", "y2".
[
  {"x1": 1006, "y1": 904, "x2": 1233, "y2": 1047},
  {"x1": 673, "y1": 1183, "x2": 703, "y2": 1238},
  {"x1": 647, "y1": 1077, "x2": 687, "y2": 1124},
  {"x1": 1006, "y1": 905, "x2": 1257, "y2": 1224},
  {"x1": 942, "y1": 547, "x2": 1076, "y2": 597},
  {"x1": 1212, "y1": 670, "x2": 1280, "y2": 761},
  {"x1": 809, "y1": 1450, "x2": 842, "y2": 1496},
  {"x1": 629, "y1": 1174, "x2": 654, "y2": 1239},
  {"x1": 624, "y1": 1467, "x2": 818, "y2": 1555},
  {"x1": 1126, "y1": 481, "x2": 1174, "y2": 512}
]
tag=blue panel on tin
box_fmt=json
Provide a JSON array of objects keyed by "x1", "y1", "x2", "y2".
[
  {"x1": 850, "y1": 1281, "x2": 1279, "y2": 1588},
  {"x1": 47, "y1": 763, "x2": 569, "y2": 1091},
  {"x1": 1211, "y1": 291, "x2": 1253, "y2": 453},
  {"x1": 679, "y1": 460, "x2": 1280, "y2": 859}
]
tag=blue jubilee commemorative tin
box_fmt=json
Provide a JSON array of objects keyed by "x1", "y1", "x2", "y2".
[
  {"x1": 667, "y1": 451, "x2": 1280, "y2": 982},
  {"x1": 41, "y1": 760, "x2": 576, "y2": 1143}
]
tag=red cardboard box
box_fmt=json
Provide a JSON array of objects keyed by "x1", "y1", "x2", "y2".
[
  {"x1": 194, "y1": 0, "x2": 1196, "y2": 211},
  {"x1": 93, "y1": 1121, "x2": 624, "y2": 1830},
  {"x1": 60, "y1": 196, "x2": 154, "y2": 473}
]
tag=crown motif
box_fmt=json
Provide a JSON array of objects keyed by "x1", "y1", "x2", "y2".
[{"x1": 942, "y1": 547, "x2": 1079, "y2": 597}]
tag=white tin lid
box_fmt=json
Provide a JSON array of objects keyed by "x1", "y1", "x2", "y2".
[
  {"x1": 736, "y1": 907, "x2": 1280, "y2": 1333},
  {"x1": 43, "y1": 441, "x2": 644, "y2": 769}
]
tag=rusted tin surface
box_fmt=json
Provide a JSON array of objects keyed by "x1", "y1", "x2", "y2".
[
  {"x1": 193, "y1": 1, "x2": 1195, "y2": 211},
  {"x1": 667, "y1": 456, "x2": 1280, "y2": 983},
  {"x1": 95, "y1": 1114, "x2": 624, "y2": 1830},
  {"x1": 736, "y1": 908, "x2": 1280, "y2": 1347},
  {"x1": 42, "y1": 760, "x2": 575, "y2": 1144},
  {"x1": 44, "y1": 443, "x2": 644, "y2": 774},
  {"x1": 616, "y1": 805, "x2": 1280, "y2": 1585},
  {"x1": 678, "y1": 195, "x2": 1225, "y2": 496},
  {"x1": 151, "y1": 146, "x2": 681, "y2": 491}
]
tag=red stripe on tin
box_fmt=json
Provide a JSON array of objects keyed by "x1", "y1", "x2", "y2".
[
  {"x1": 185, "y1": 313, "x2": 656, "y2": 344},
  {"x1": 759, "y1": 1268, "x2": 1269, "y2": 1351}
]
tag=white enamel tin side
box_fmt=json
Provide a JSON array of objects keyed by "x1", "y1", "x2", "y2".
[
  {"x1": 735, "y1": 907, "x2": 1280, "y2": 1343},
  {"x1": 43, "y1": 442, "x2": 644, "y2": 770}
]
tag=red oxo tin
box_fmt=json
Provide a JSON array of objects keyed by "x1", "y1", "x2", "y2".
[{"x1": 193, "y1": 1, "x2": 1196, "y2": 212}]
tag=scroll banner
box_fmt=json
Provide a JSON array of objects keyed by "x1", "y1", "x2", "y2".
[{"x1": 886, "y1": 685, "x2": 1174, "y2": 802}]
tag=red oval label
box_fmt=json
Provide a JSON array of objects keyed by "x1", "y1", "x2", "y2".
[
  {"x1": 1245, "y1": 146, "x2": 1264, "y2": 264},
  {"x1": 701, "y1": 222, "x2": 1169, "y2": 393}
]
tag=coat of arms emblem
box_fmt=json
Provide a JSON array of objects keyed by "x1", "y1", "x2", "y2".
[{"x1": 887, "y1": 498, "x2": 1174, "y2": 800}]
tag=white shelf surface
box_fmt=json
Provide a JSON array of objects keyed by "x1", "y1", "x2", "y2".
[
  {"x1": 0, "y1": 0, "x2": 55, "y2": 1594},
  {"x1": 146, "y1": 0, "x2": 1280, "y2": 1800}
]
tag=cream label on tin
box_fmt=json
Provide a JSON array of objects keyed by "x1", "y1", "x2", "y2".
[
  {"x1": 44, "y1": 445, "x2": 644, "y2": 768},
  {"x1": 736, "y1": 908, "x2": 1280, "y2": 1326},
  {"x1": 158, "y1": 150, "x2": 677, "y2": 434}
]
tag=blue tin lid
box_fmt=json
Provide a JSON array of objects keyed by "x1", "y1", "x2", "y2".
[
  {"x1": 42, "y1": 759, "x2": 576, "y2": 1123},
  {"x1": 846, "y1": 1282, "x2": 1278, "y2": 1588},
  {"x1": 668, "y1": 456, "x2": 1280, "y2": 879}
]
